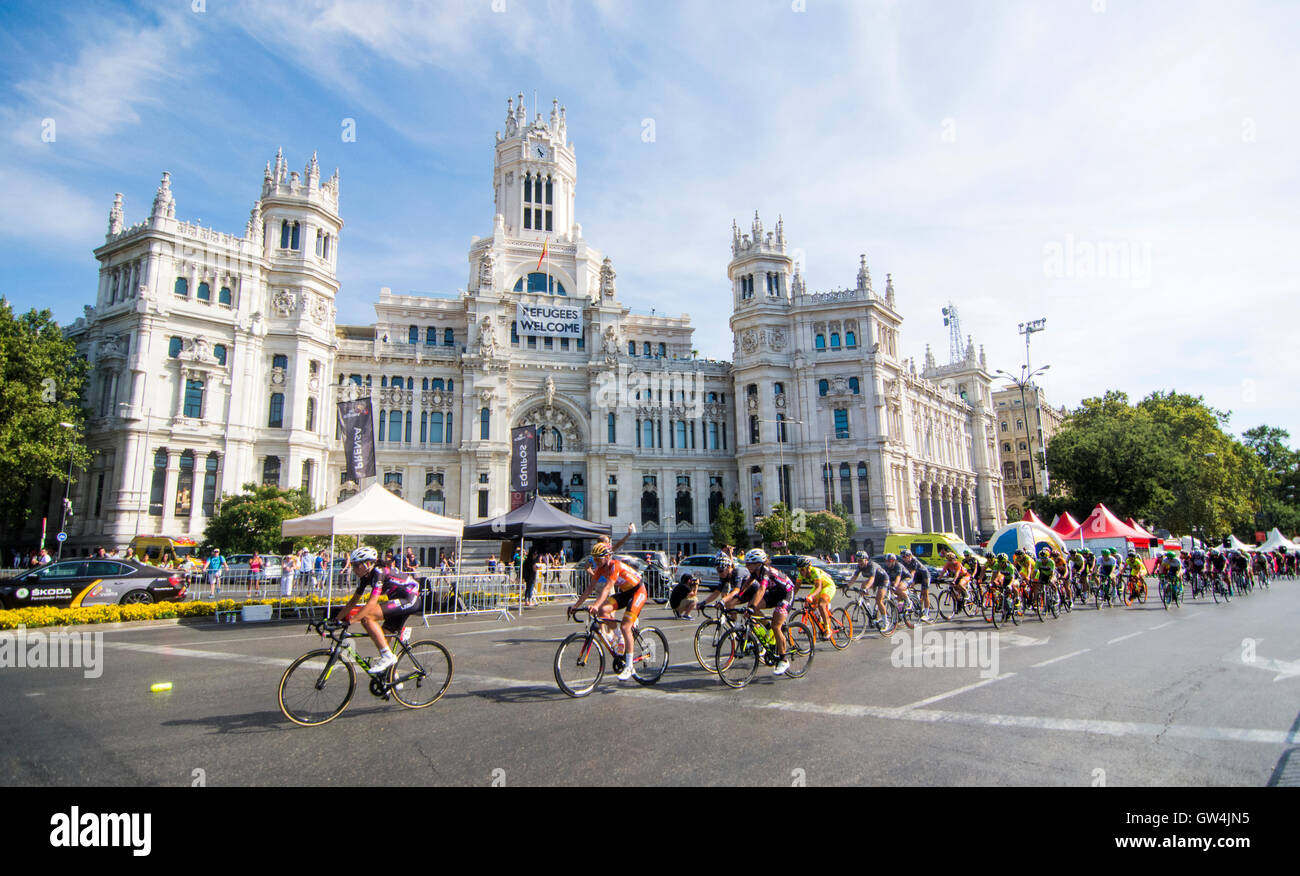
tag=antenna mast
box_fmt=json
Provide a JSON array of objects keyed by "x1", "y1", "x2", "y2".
[{"x1": 942, "y1": 302, "x2": 963, "y2": 364}]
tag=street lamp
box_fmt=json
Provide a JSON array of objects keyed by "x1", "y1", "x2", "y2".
[
  {"x1": 57, "y1": 422, "x2": 76, "y2": 560},
  {"x1": 995, "y1": 365, "x2": 1050, "y2": 497}
]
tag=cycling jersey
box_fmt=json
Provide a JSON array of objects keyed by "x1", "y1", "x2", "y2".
[
  {"x1": 353, "y1": 567, "x2": 421, "y2": 628},
  {"x1": 1160, "y1": 558, "x2": 1182, "y2": 574},
  {"x1": 861, "y1": 562, "x2": 891, "y2": 592},
  {"x1": 592, "y1": 558, "x2": 643, "y2": 593},
  {"x1": 748, "y1": 567, "x2": 796, "y2": 612},
  {"x1": 901, "y1": 558, "x2": 931, "y2": 587},
  {"x1": 1035, "y1": 558, "x2": 1055, "y2": 580},
  {"x1": 798, "y1": 566, "x2": 836, "y2": 599}
]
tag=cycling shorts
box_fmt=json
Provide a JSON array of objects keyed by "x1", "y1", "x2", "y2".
[{"x1": 610, "y1": 584, "x2": 648, "y2": 621}]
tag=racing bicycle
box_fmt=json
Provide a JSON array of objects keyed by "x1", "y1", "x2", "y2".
[{"x1": 553, "y1": 607, "x2": 669, "y2": 697}]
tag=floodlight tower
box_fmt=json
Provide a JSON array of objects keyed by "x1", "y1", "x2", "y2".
[{"x1": 942, "y1": 303, "x2": 963, "y2": 364}]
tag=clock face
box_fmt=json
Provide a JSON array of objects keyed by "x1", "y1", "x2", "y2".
[{"x1": 533, "y1": 144, "x2": 547, "y2": 159}]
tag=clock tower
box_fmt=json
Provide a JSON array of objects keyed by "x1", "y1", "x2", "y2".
[{"x1": 493, "y1": 93, "x2": 577, "y2": 240}]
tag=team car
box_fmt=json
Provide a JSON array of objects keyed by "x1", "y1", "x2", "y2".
[{"x1": 0, "y1": 559, "x2": 188, "y2": 609}]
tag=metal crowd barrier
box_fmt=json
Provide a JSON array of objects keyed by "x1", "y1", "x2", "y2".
[{"x1": 420, "y1": 572, "x2": 520, "y2": 621}]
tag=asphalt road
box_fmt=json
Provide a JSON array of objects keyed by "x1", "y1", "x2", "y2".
[{"x1": 2, "y1": 579, "x2": 1298, "y2": 786}]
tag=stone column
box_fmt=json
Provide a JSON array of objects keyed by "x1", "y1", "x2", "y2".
[{"x1": 160, "y1": 449, "x2": 181, "y2": 532}]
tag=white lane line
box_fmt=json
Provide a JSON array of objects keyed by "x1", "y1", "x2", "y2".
[
  {"x1": 25, "y1": 692, "x2": 45, "y2": 697},
  {"x1": 1149, "y1": 621, "x2": 1175, "y2": 631},
  {"x1": 451, "y1": 625, "x2": 543, "y2": 637},
  {"x1": 1032, "y1": 648, "x2": 1091, "y2": 669},
  {"x1": 1108, "y1": 631, "x2": 1144, "y2": 645},
  {"x1": 900, "y1": 673, "x2": 1015, "y2": 710},
  {"x1": 452, "y1": 671, "x2": 1300, "y2": 746},
  {"x1": 102, "y1": 640, "x2": 292, "y2": 668}
]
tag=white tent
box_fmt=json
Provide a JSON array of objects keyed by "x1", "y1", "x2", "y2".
[
  {"x1": 281, "y1": 483, "x2": 464, "y2": 609},
  {"x1": 1258, "y1": 528, "x2": 1299, "y2": 552},
  {"x1": 281, "y1": 482, "x2": 463, "y2": 538},
  {"x1": 1227, "y1": 534, "x2": 1256, "y2": 553}
]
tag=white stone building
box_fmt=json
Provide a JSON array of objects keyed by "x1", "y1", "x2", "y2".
[{"x1": 56, "y1": 95, "x2": 1002, "y2": 560}]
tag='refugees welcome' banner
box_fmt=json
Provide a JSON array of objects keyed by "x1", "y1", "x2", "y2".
[{"x1": 517, "y1": 302, "x2": 582, "y2": 339}]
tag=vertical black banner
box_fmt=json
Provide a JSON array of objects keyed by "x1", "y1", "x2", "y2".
[
  {"x1": 511, "y1": 426, "x2": 537, "y2": 493},
  {"x1": 337, "y1": 398, "x2": 377, "y2": 482}
]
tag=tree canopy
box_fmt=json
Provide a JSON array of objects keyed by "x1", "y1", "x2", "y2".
[
  {"x1": 0, "y1": 300, "x2": 92, "y2": 529},
  {"x1": 201, "y1": 483, "x2": 316, "y2": 555}
]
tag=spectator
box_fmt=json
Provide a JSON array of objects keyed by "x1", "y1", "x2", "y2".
[
  {"x1": 205, "y1": 549, "x2": 226, "y2": 598},
  {"x1": 249, "y1": 551, "x2": 264, "y2": 597},
  {"x1": 523, "y1": 545, "x2": 540, "y2": 607},
  {"x1": 403, "y1": 548, "x2": 418, "y2": 573},
  {"x1": 314, "y1": 550, "x2": 329, "y2": 592},
  {"x1": 37, "y1": 548, "x2": 52, "y2": 565},
  {"x1": 279, "y1": 553, "x2": 298, "y2": 598}
]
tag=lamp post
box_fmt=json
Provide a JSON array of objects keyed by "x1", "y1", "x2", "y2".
[
  {"x1": 57, "y1": 422, "x2": 76, "y2": 560},
  {"x1": 995, "y1": 365, "x2": 1050, "y2": 498}
]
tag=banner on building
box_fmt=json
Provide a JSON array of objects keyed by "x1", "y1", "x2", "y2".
[
  {"x1": 337, "y1": 398, "x2": 377, "y2": 482},
  {"x1": 516, "y1": 302, "x2": 582, "y2": 339},
  {"x1": 511, "y1": 426, "x2": 538, "y2": 493}
]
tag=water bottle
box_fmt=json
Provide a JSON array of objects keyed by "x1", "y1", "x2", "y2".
[{"x1": 613, "y1": 635, "x2": 625, "y2": 655}]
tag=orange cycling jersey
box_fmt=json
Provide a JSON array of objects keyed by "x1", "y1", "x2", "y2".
[{"x1": 593, "y1": 559, "x2": 643, "y2": 593}]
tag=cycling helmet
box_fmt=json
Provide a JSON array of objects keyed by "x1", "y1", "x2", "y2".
[
  {"x1": 997, "y1": 553, "x2": 1009, "y2": 562},
  {"x1": 796, "y1": 556, "x2": 813, "y2": 569},
  {"x1": 854, "y1": 551, "x2": 869, "y2": 561},
  {"x1": 963, "y1": 550, "x2": 973, "y2": 557},
  {"x1": 1165, "y1": 551, "x2": 1176, "y2": 559},
  {"x1": 883, "y1": 553, "x2": 898, "y2": 563},
  {"x1": 716, "y1": 553, "x2": 736, "y2": 569},
  {"x1": 744, "y1": 548, "x2": 769, "y2": 564},
  {"x1": 349, "y1": 546, "x2": 378, "y2": 564},
  {"x1": 899, "y1": 549, "x2": 913, "y2": 558},
  {"x1": 1039, "y1": 548, "x2": 1051, "y2": 558},
  {"x1": 591, "y1": 542, "x2": 612, "y2": 561}
]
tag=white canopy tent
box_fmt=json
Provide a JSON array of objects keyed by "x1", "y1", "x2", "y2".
[
  {"x1": 1227, "y1": 534, "x2": 1256, "y2": 553},
  {"x1": 281, "y1": 483, "x2": 464, "y2": 608},
  {"x1": 1258, "y1": 528, "x2": 1299, "y2": 552}
]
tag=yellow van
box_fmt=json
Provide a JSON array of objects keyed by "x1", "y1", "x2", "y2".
[
  {"x1": 884, "y1": 532, "x2": 983, "y2": 569},
  {"x1": 129, "y1": 535, "x2": 203, "y2": 569}
]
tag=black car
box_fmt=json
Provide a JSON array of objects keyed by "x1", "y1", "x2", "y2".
[
  {"x1": 769, "y1": 555, "x2": 852, "y2": 587},
  {"x1": 0, "y1": 559, "x2": 189, "y2": 609}
]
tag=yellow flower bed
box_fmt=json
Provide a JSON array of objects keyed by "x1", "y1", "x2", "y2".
[{"x1": 0, "y1": 596, "x2": 332, "y2": 630}]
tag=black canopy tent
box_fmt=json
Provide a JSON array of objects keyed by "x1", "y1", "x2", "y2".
[{"x1": 462, "y1": 496, "x2": 612, "y2": 541}]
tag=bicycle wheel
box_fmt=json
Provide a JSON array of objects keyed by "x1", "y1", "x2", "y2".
[
  {"x1": 390, "y1": 641, "x2": 454, "y2": 708},
  {"x1": 716, "y1": 629, "x2": 759, "y2": 689},
  {"x1": 1045, "y1": 585, "x2": 1059, "y2": 619},
  {"x1": 1136, "y1": 580, "x2": 1147, "y2": 604},
  {"x1": 782, "y1": 622, "x2": 816, "y2": 678},
  {"x1": 632, "y1": 627, "x2": 669, "y2": 685},
  {"x1": 900, "y1": 598, "x2": 916, "y2": 630},
  {"x1": 693, "y1": 620, "x2": 727, "y2": 673},
  {"x1": 279, "y1": 648, "x2": 355, "y2": 727},
  {"x1": 828, "y1": 608, "x2": 852, "y2": 650},
  {"x1": 961, "y1": 588, "x2": 979, "y2": 619},
  {"x1": 848, "y1": 601, "x2": 872, "y2": 641},
  {"x1": 1006, "y1": 591, "x2": 1021, "y2": 626},
  {"x1": 1031, "y1": 588, "x2": 1045, "y2": 622},
  {"x1": 554, "y1": 632, "x2": 604, "y2": 698},
  {"x1": 937, "y1": 588, "x2": 959, "y2": 621},
  {"x1": 876, "y1": 599, "x2": 899, "y2": 637},
  {"x1": 985, "y1": 590, "x2": 1001, "y2": 629}
]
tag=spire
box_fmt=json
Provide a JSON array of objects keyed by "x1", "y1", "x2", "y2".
[
  {"x1": 151, "y1": 171, "x2": 174, "y2": 219},
  {"x1": 558, "y1": 104, "x2": 567, "y2": 141},
  {"x1": 979, "y1": 344, "x2": 987, "y2": 369},
  {"x1": 550, "y1": 97, "x2": 559, "y2": 129},
  {"x1": 856, "y1": 254, "x2": 873, "y2": 296},
  {"x1": 751, "y1": 210, "x2": 763, "y2": 241},
  {"x1": 275, "y1": 147, "x2": 285, "y2": 182},
  {"x1": 516, "y1": 92, "x2": 526, "y2": 126},
  {"x1": 246, "y1": 201, "x2": 263, "y2": 240},
  {"x1": 108, "y1": 192, "x2": 124, "y2": 235},
  {"x1": 885, "y1": 273, "x2": 896, "y2": 308},
  {"x1": 775, "y1": 215, "x2": 784, "y2": 247},
  {"x1": 791, "y1": 265, "x2": 805, "y2": 296},
  {"x1": 966, "y1": 334, "x2": 976, "y2": 363},
  {"x1": 925, "y1": 344, "x2": 936, "y2": 371}
]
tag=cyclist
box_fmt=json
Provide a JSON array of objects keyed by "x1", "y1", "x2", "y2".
[
  {"x1": 1096, "y1": 549, "x2": 1119, "y2": 601},
  {"x1": 898, "y1": 550, "x2": 933, "y2": 622},
  {"x1": 734, "y1": 549, "x2": 797, "y2": 675},
  {"x1": 1123, "y1": 551, "x2": 1147, "y2": 603},
  {"x1": 1229, "y1": 549, "x2": 1250, "y2": 590},
  {"x1": 1067, "y1": 549, "x2": 1086, "y2": 587},
  {"x1": 1032, "y1": 548, "x2": 1056, "y2": 609},
  {"x1": 940, "y1": 550, "x2": 971, "y2": 611},
  {"x1": 335, "y1": 546, "x2": 422, "y2": 675},
  {"x1": 795, "y1": 556, "x2": 836, "y2": 638},
  {"x1": 1158, "y1": 550, "x2": 1184, "y2": 600},
  {"x1": 569, "y1": 542, "x2": 645, "y2": 681},
  {"x1": 698, "y1": 553, "x2": 746, "y2": 611}
]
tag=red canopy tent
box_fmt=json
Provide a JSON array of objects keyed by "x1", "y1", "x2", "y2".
[
  {"x1": 1021, "y1": 509, "x2": 1048, "y2": 526},
  {"x1": 1052, "y1": 512, "x2": 1082, "y2": 536},
  {"x1": 1063, "y1": 504, "x2": 1157, "y2": 569},
  {"x1": 1125, "y1": 518, "x2": 1161, "y2": 550}
]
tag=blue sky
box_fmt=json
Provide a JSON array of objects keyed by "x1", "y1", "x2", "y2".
[{"x1": 1, "y1": 0, "x2": 1297, "y2": 440}]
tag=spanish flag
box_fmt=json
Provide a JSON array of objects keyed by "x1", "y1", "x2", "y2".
[{"x1": 536, "y1": 238, "x2": 548, "y2": 271}]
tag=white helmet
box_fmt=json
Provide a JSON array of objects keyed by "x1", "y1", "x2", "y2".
[
  {"x1": 744, "y1": 548, "x2": 769, "y2": 564},
  {"x1": 349, "y1": 546, "x2": 378, "y2": 564}
]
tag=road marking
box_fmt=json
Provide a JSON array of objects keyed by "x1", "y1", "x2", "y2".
[
  {"x1": 900, "y1": 673, "x2": 1015, "y2": 710},
  {"x1": 997, "y1": 633, "x2": 1049, "y2": 648},
  {"x1": 1149, "y1": 621, "x2": 1175, "y2": 631},
  {"x1": 1108, "y1": 632, "x2": 1144, "y2": 645},
  {"x1": 25, "y1": 692, "x2": 44, "y2": 697},
  {"x1": 102, "y1": 640, "x2": 292, "y2": 668},
  {"x1": 1032, "y1": 648, "x2": 1091, "y2": 669},
  {"x1": 453, "y1": 671, "x2": 1300, "y2": 746},
  {"x1": 451, "y1": 625, "x2": 543, "y2": 637},
  {"x1": 1220, "y1": 651, "x2": 1300, "y2": 682}
]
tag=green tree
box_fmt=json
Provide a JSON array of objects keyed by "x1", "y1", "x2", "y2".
[
  {"x1": 832, "y1": 502, "x2": 856, "y2": 544},
  {"x1": 1242, "y1": 425, "x2": 1300, "y2": 536},
  {"x1": 0, "y1": 300, "x2": 92, "y2": 529},
  {"x1": 805, "y1": 510, "x2": 849, "y2": 555},
  {"x1": 755, "y1": 503, "x2": 815, "y2": 553},
  {"x1": 710, "y1": 500, "x2": 750, "y2": 550},
  {"x1": 201, "y1": 483, "x2": 316, "y2": 555}
]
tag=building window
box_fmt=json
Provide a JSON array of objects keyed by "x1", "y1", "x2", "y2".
[
  {"x1": 272, "y1": 354, "x2": 288, "y2": 371},
  {"x1": 608, "y1": 413, "x2": 616, "y2": 444},
  {"x1": 445, "y1": 412, "x2": 453, "y2": 444},
  {"x1": 833, "y1": 409, "x2": 849, "y2": 439},
  {"x1": 202, "y1": 453, "x2": 219, "y2": 517},
  {"x1": 219, "y1": 286, "x2": 232, "y2": 306},
  {"x1": 658, "y1": 343, "x2": 666, "y2": 358},
  {"x1": 301, "y1": 460, "x2": 313, "y2": 496},
  {"x1": 1020, "y1": 460, "x2": 1032, "y2": 479},
  {"x1": 480, "y1": 408, "x2": 490, "y2": 440},
  {"x1": 168, "y1": 336, "x2": 182, "y2": 358},
  {"x1": 263, "y1": 456, "x2": 281, "y2": 487},
  {"x1": 857, "y1": 461, "x2": 870, "y2": 514},
  {"x1": 776, "y1": 413, "x2": 787, "y2": 443},
  {"x1": 675, "y1": 421, "x2": 687, "y2": 449},
  {"x1": 290, "y1": 221, "x2": 300, "y2": 250},
  {"x1": 214, "y1": 344, "x2": 227, "y2": 366},
  {"x1": 628, "y1": 341, "x2": 636, "y2": 357},
  {"x1": 444, "y1": 328, "x2": 454, "y2": 346},
  {"x1": 818, "y1": 379, "x2": 829, "y2": 397},
  {"x1": 409, "y1": 325, "x2": 419, "y2": 345},
  {"x1": 1003, "y1": 443, "x2": 1012, "y2": 453},
  {"x1": 1000, "y1": 422, "x2": 1008, "y2": 432},
  {"x1": 306, "y1": 398, "x2": 316, "y2": 432},
  {"x1": 405, "y1": 410, "x2": 412, "y2": 443},
  {"x1": 478, "y1": 490, "x2": 489, "y2": 518},
  {"x1": 846, "y1": 331, "x2": 857, "y2": 348},
  {"x1": 544, "y1": 336, "x2": 553, "y2": 350},
  {"x1": 174, "y1": 451, "x2": 194, "y2": 517},
  {"x1": 839, "y1": 462, "x2": 854, "y2": 515},
  {"x1": 527, "y1": 336, "x2": 536, "y2": 349},
  {"x1": 749, "y1": 415, "x2": 760, "y2": 444},
  {"x1": 641, "y1": 419, "x2": 654, "y2": 448},
  {"x1": 174, "y1": 277, "x2": 188, "y2": 297},
  {"x1": 149, "y1": 449, "x2": 167, "y2": 516},
  {"x1": 849, "y1": 377, "x2": 860, "y2": 394},
  {"x1": 268, "y1": 393, "x2": 284, "y2": 428},
  {"x1": 708, "y1": 422, "x2": 719, "y2": 450},
  {"x1": 280, "y1": 220, "x2": 290, "y2": 248},
  {"x1": 429, "y1": 412, "x2": 443, "y2": 444},
  {"x1": 512, "y1": 273, "x2": 566, "y2": 296},
  {"x1": 94, "y1": 472, "x2": 105, "y2": 518},
  {"x1": 644, "y1": 342, "x2": 652, "y2": 358},
  {"x1": 815, "y1": 334, "x2": 825, "y2": 350},
  {"x1": 197, "y1": 282, "x2": 211, "y2": 302},
  {"x1": 830, "y1": 333, "x2": 841, "y2": 350},
  {"x1": 183, "y1": 379, "x2": 204, "y2": 418},
  {"x1": 389, "y1": 411, "x2": 402, "y2": 443}
]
